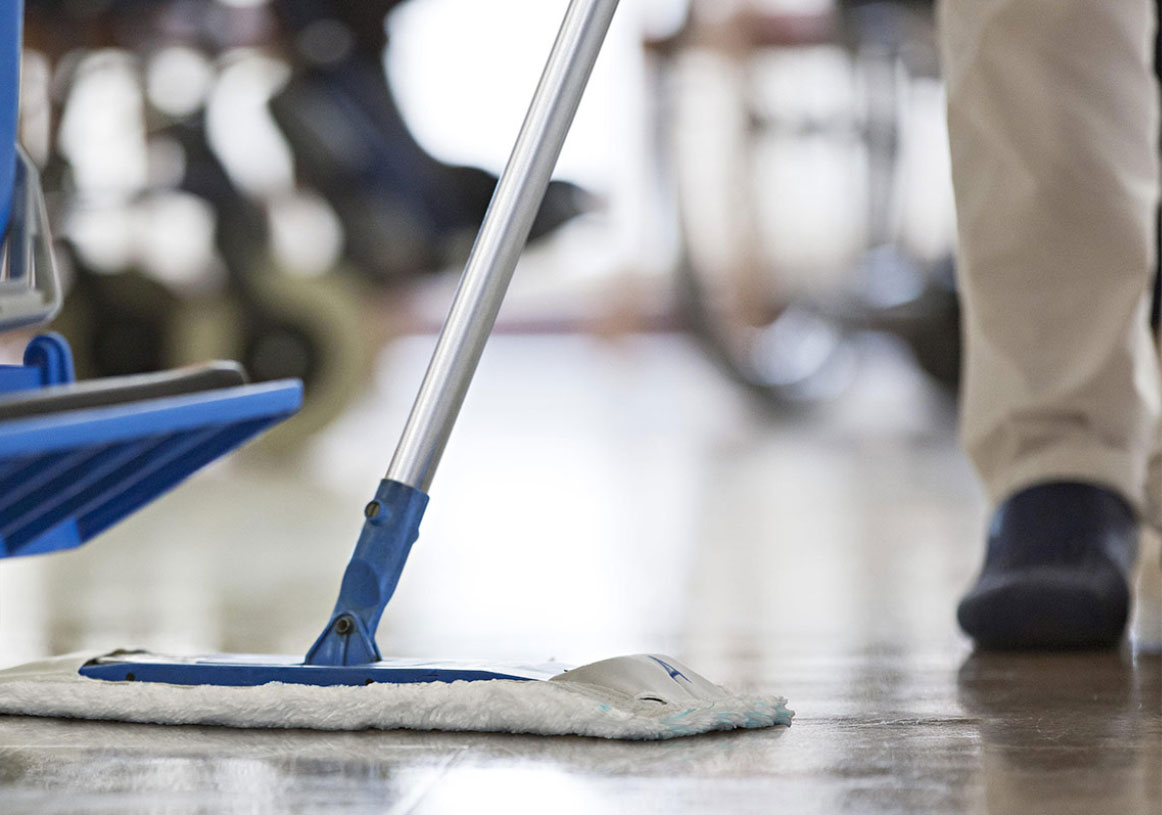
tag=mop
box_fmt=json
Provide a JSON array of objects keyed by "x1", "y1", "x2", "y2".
[{"x1": 0, "y1": 0, "x2": 792, "y2": 739}]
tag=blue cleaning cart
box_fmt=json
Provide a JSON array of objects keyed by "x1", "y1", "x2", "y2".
[{"x1": 0, "y1": 1, "x2": 303, "y2": 559}]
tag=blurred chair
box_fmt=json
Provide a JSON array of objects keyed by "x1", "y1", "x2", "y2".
[{"x1": 647, "y1": 0, "x2": 961, "y2": 407}]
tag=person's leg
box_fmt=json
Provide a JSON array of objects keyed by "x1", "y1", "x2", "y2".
[{"x1": 939, "y1": 0, "x2": 1162, "y2": 647}]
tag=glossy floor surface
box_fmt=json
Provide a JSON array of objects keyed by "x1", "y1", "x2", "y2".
[{"x1": 0, "y1": 334, "x2": 1159, "y2": 814}]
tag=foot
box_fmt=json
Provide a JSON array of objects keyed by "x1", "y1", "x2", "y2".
[{"x1": 958, "y1": 482, "x2": 1138, "y2": 650}]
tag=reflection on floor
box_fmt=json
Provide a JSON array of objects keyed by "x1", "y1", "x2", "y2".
[{"x1": 0, "y1": 334, "x2": 1158, "y2": 814}]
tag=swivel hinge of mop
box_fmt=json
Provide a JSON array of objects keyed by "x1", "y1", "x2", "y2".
[
  {"x1": 305, "y1": 479, "x2": 429, "y2": 666},
  {"x1": 304, "y1": 0, "x2": 620, "y2": 669}
]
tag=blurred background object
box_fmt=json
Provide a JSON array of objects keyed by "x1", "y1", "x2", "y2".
[
  {"x1": 648, "y1": 0, "x2": 960, "y2": 405},
  {"x1": 12, "y1": 0, "x2": 972, "y2": 448}
]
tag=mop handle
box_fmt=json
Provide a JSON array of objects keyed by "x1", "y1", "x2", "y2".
[{"x1": 385, "y1": 0, "x2": 619, "y2": 492}]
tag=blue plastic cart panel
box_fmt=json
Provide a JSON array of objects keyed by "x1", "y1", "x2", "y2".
[{"x1": 0, "y1": 380, "x2": 302, "y2": 558}]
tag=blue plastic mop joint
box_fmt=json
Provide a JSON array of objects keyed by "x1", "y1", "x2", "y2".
[{"x1": 305, "y1": 479, "x2": 429, "y2": 666}]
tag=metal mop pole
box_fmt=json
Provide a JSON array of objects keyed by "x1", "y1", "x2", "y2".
[
  {"x1": 387, "y1": 0, "x2": 620, "y2": 493},
  {"x1": 307, "y1": 0, "x2": 619, "y2": 666}
]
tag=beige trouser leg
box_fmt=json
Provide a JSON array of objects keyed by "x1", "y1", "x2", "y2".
[{"x1": 939, "y1": 0, "x2": 1162, "y2": 527}]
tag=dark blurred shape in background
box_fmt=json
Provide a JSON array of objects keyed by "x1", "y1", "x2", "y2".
[{"x1": 26, "y1": 0, "x2": 1158, "y2": 447}]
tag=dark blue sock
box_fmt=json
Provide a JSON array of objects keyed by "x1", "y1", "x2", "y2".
[{"x1": 957, "y1": 482, "x2": 1138, "y2": 650}]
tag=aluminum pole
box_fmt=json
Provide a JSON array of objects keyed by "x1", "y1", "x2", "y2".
[{"x1": 386, "y1": 0, "x2": 619, "y2": 491}]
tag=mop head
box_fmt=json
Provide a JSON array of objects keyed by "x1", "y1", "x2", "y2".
[{"x1": 0, "y1": 651, "x2": 792, "y2": 740}]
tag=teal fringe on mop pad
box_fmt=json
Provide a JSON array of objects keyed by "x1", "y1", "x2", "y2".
[{"x1": 0, "y1": 652, "x2": 792, "y2": 740}]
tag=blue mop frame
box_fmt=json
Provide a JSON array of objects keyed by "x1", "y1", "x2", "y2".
[
  {"x1": 77, "y1": 477, "x2": 544, "y2": 685},
  {"x1": 78, "y1": 477, "x2": 544, "y2": 685}
]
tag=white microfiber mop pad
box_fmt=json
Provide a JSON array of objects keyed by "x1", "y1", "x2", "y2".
[{"x1": 0, "y1": 651, "x2": 792, "y2": 740}]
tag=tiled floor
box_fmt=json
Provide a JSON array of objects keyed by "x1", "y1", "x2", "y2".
[{"x1": 0, "y1": 333, "x2": 1158, "y2": 814}]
